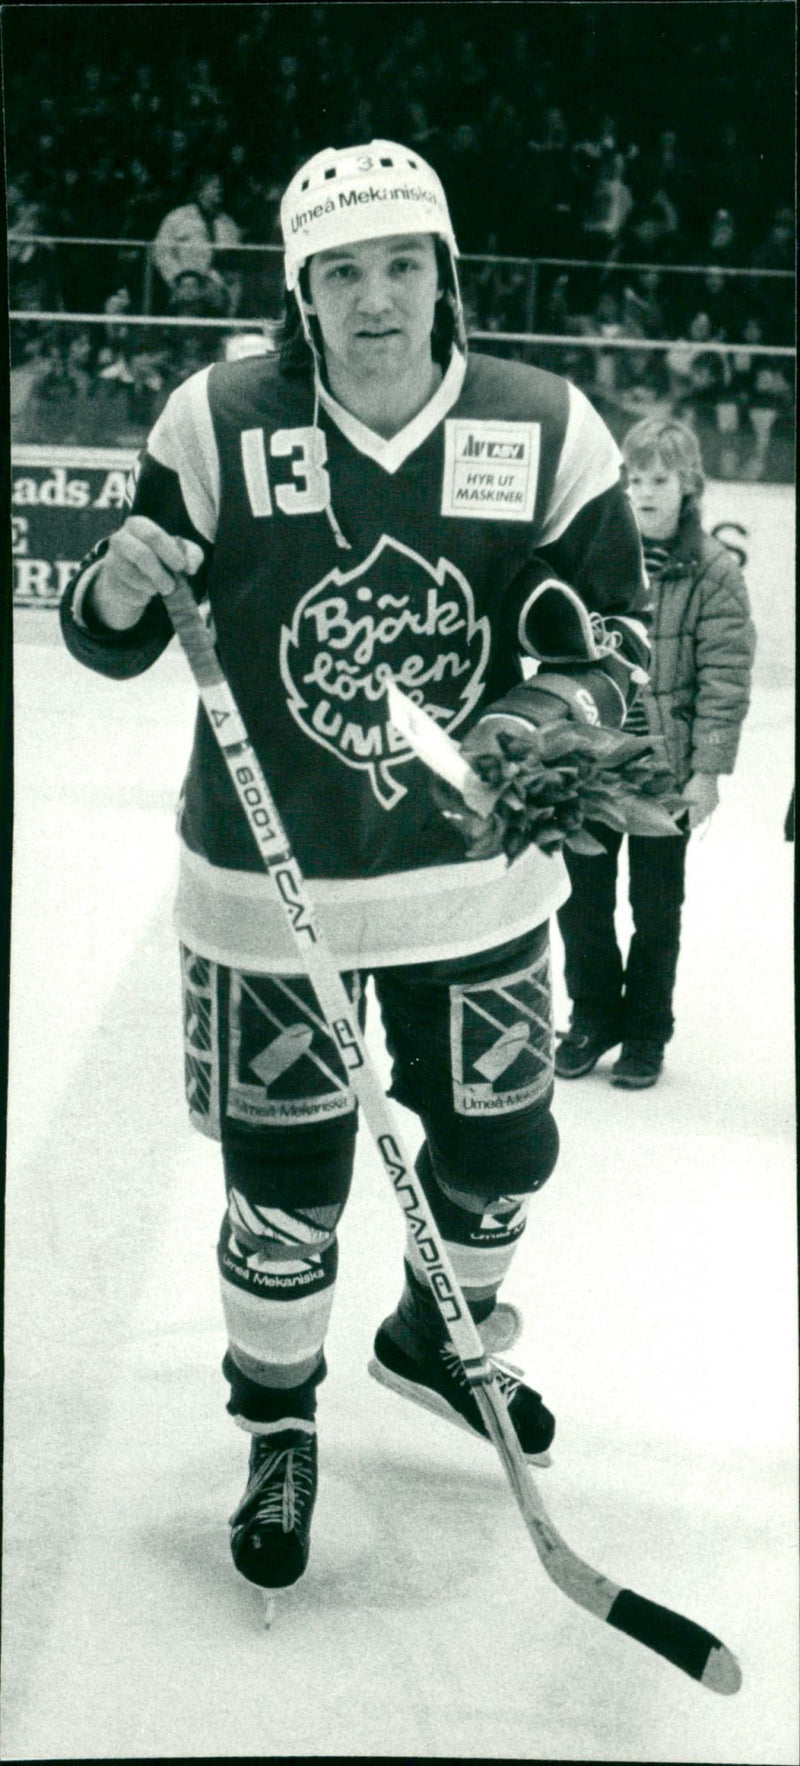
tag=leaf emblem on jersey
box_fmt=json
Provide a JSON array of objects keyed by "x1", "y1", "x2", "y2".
[{"x1": 279, "y1": 535, "x2": 491, "y2": 809}]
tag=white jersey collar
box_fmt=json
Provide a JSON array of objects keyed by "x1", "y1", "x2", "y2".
[{"x1": 316, "y1": 349, "x2": 466, "y2": 475}]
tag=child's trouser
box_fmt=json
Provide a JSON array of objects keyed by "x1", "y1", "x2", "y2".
[{"x1": 558, "y1": 823, "x2": 690, "y2": 1046}]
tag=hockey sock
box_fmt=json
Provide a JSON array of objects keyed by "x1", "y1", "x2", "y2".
[
  {"x1": 218, "y1": 1188, "x2": 344, "y2": 1415},
  {"x1": 391, "y1": 1144, "x2": 531, "y2": 1350},
  {"x1": 222, "y1": 1350, "x2": 323, "y2": 1429}
]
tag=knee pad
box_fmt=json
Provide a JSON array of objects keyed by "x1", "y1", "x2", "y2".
[
  {"x1": 411, "y1": 1143, "x2": 530, "y2": 1286},
  {"x1": 221, "y1": 1120, "x2": 353, "y2": 1266},
  {"x1": 513, "y1": 1104, "x2": 559, "y2": 1195},
  {"x1": 421, "y1": 1103, "x2": 560, "y2": 1207},
  {"x1": 222, "y1": 1115, "x2": 356, "y2": 1210}
]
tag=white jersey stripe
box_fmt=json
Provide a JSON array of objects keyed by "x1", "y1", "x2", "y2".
[
  {"x1": 147, "y1": 365, "x2": 220, "y2": 543},
  {"x1": 537, "y1": 381, "x2": 622, "y2": 548},
  {"x1": 174, "y1": 837, "x2": 570, "y2": 973}
]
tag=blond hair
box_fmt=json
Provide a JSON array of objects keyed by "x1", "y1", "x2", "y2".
[{"x1": 621, "y1": 417, "x2": 706, "y2": 506}]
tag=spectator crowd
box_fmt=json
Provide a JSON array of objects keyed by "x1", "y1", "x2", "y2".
[{"x1": 5, "y1": 3, "x2": 795, "y2": 476}]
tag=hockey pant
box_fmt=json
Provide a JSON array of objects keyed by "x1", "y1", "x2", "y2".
[{"x1": 180, "y1": 927, "x2": 559, "y2": 1432}]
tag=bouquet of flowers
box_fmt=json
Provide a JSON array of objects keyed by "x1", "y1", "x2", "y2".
[{"x1": 434, "y1": 721, "x2": 685, "y2": 862}]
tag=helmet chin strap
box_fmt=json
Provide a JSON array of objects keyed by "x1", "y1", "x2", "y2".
[
  {"x1": 294, "y1": 289, "x2": 327, "y2": 405},
  {"x1": 294, "y1": 289, "x2": 352, "y2": 554},
  {"x1": 295, "y1": 288, "x2": 316, "y2": 352}
]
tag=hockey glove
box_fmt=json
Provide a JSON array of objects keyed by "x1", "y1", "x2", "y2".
[{"x1": 433, "y1": 714, "x2": 684, "y2": 863}]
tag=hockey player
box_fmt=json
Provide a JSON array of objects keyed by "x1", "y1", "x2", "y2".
[{"x1": 60, "y1": 141, "x2": 651, "y2": 1600}]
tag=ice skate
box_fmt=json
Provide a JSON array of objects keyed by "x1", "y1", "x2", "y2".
[
  {"x1": 369, "y1": 1315, "x2": 554, "y2": 1465},
  {"x1": 229, "y1": 1425, "x2": 318, "y2": 1611}
]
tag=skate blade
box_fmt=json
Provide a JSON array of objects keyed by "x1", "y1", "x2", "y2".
[
  {"x1": 262, "y1": 1592, "x2": 278, "y2": 1629},
  {"x1": 367, "y1": 1357, "x2": 552, "y2": 1468}
]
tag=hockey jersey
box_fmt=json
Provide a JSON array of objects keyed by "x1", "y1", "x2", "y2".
[{"x1": 61, "y1": 347, "x2": 650, "y2": 973}]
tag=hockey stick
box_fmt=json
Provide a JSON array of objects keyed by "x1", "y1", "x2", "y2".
[{"x1": 162, "y1": 575, "x2": 741, "y2": 1694}]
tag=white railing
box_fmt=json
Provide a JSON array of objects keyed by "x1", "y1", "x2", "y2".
[
  {"x1": 8, "y1": 310, "x2": 796, "y2": 358},
  {"x1": 8, "y1": 234, "x2": 795, "y2": 336}
]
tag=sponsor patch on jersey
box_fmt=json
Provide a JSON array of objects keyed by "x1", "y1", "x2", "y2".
[
  {"x1": 449, "y1": 946, "x2": 554, "y2": 1115},
  {"x1": 442, "y1": 421, "x2": 540, "y2": 521}
]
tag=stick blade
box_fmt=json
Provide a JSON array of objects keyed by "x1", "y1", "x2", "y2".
[
  {"x1": 700, "y1": 1643, "x2": 743, "y2": 1696},
  {"x1": 385, "y1": 681, "x2": 497, "y2": 814},
  {"x1": 607, "y1": 1589, "x2": 742, "y2": 1693}
]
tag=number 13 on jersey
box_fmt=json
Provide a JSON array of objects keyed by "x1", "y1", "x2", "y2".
[{"x1": 241, "y1": 426, "x2": 331, "y2": 518}]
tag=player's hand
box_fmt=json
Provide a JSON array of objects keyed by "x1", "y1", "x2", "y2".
[
  {"x1": 461, "y1": 698, "x2": 566, "y2": 773},
  {"x1": 680, "y1": 772, "x2": 719, "y2": 829},
  {"x1": 92, "y1": 517, "x2": 204, "y2": 630}
]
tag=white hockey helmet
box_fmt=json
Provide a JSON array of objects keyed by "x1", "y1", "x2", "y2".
[{"x1": 280, "y1": 139, "x2": 460, "y2": 291}]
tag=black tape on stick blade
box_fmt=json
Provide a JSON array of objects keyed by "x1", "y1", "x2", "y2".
[{"x1": 607, "y1": 1589, "x2": 733, "y2": 1686}]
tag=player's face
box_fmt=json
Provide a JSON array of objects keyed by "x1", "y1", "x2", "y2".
[
  {"x1": 626, "y1": 461, "x2": 684, "y2": 541},
  {"x1": 305, "y1": 234, "x2": 440, "y2": 382}
]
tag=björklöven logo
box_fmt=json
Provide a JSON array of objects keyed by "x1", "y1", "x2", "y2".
[{"x1": 279, "y1": 535, "x2": 490, "y2": 809}]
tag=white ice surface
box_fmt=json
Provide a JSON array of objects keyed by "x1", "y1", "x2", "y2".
[{"x1": 2, "y1": 578, "x2": 797, "y2": 1762}]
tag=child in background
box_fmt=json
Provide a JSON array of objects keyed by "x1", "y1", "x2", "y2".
[{"x1": 555, "y1": 416, "x2": 756, "y2": 1088}]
